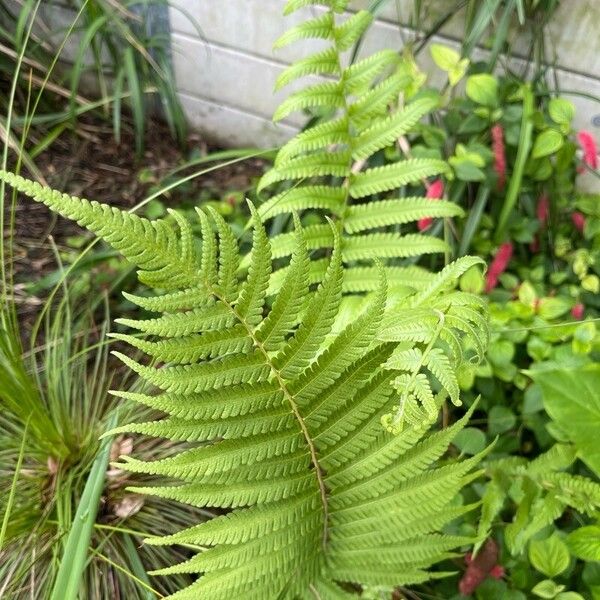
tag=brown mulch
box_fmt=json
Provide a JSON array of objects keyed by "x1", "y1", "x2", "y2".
[{"x1": 6, "y1": 114, "x2": 268, "y2": 288}]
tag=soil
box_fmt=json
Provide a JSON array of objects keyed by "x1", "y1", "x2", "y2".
[{"x1": 5, "y1": 114, "x2": 269, "y2": 312}]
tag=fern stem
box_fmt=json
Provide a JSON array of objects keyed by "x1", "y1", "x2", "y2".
[{"x1": 202, "y1": 282, "x2": 331, "y2": 550}]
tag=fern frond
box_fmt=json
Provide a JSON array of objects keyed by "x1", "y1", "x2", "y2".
[
  {"x1": 334, "y1": 11, "x2": 373, "y2": 51},
  {"x1": 0, "y1": 170, "x2": 199, "y2": 289},
  {"x1": 275, "y1": 47, "x2": 340, "y2": 91},
  {"x1": 343, "y1": 50, "x2": 400, "y2": 93},
  {"x1": 350, "y1": 159, "x2": 449, "y2": 199},
  {"x1": 343, "y1": 233, "x2": 448, "y2": 260},
  {"x1": 274, "y1": 81, "x2": 344, "y2": 121},
  {"x1": 344, "y1": 199, "x2": 463, "y2": 233},
  {"x1": 1, "y1": 1, "x2": 491, "y2": 588},
  {"x1": 257, "y1": 217, "x2": 310, "y2": 351},
  {"x1": 258, "y1": 150, "x2": 351, "y2": 192},
  {"x1": 273, "y1": 12, "x2": 334, "y2": 49},
  {"x1": 348, "y1": 72, "x2": 412, "y2": 125},
  {"x1": 258, "y1": 185, "x2": 346, "y2": 221},
  {"x1": 275, "y1": 117, "x2": 351, "y2": 164},
  {"x1": 352, "y1": 96, "x2": 439, "y2": 161}
]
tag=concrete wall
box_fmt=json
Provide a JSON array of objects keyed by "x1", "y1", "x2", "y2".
[{"x1": 169, "y1": 0, "x2": 600, "y2": 147}]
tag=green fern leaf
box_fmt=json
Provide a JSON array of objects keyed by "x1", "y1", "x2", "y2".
[
  {"x1": 344, "y1": 198, "x2": 464, "y2": 233},
  {"x1": 1, "y1": 6, "x2": 490, "y2": 585},
  {"x1": 334, "y1": 11, "x2": 373, "y2": 51},
  {"x1": 275, "y1": 47, "x2": 340, "y2": 91},
  {"x1": 258, "y1": 150, "x2": 351, "y2": 192},
  {"x1": 343, "y1": 233, "x2": 448, "y2": 260},
  {"x1": 257, "y1": 217, "x2": 310, "y2": 350},
  {"x1": 343, "y1": 50, "x2": 400, "y2": 93},
  {"x1": 348, "y1": 72, "x2": 412, "y2": 126},
  {"x1": 275, "y1": 117, "x2": 351, "y2": 164},
  {"x1": 258, "y1": 185, "x2": 346, "y2": 221},
  {"x1": 0, "y1": 170, "x2": 198, "y2": 289},
  {"x1": 352, "y1": 96, "x2": 439, "y2": 160},
  {"x1": 274, "y1": 81, "x2": 344, "y2": 121},
  {"x1": 350, "y1": 159, "x2": 450, "y2": 199},
  {"x1": 424, "y1": 347, "x2": 461, "y2": 406},
  {"x1": 273, "y1": 12, "x2": 334, "y2": 49}
]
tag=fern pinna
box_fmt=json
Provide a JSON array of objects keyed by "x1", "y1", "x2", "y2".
[
  {"x1": 259, "y1": 0, "x2": 464, "y2": 284},
  {"x1": 1, "y1": 170, "x2": 488, "y2": 599}
]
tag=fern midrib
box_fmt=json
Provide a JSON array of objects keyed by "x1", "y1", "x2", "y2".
[
  {"x1": 332, "y1": 13, "x2": 356, "y2": 236},
  {"x1": 203, "y1": 279, "x2": 331, "y2": 551}
]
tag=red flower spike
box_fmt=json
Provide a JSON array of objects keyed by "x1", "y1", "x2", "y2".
[
  {"x1": 572, "y1": 303, "x2": 584, "y2": 320},
  {"x1": 537, "y1": 194, "x2": 549, "y2": 225},
  {"x1": 489, "y1": 565, "x2": 505, "y2": 580},
  {"x1": 572, "y1": 211, "x2": 586, "y2": 233},
  {"x1": 485, "y1": 242, "x2": 513, "y2": 293},
  {"x1": 418, "y1": 179, "x2": 444, "y2": 231},
  {"x1": 459, "y1": 539, "x2": 502, "y2": 596},
  {"x1": 578, "y1": 130, "x2": 599, "y2": 170},
  {"x1": 491, "y1": 124, "x2": 506, "y2": 190},
  {"x1": 530, "y1": 236, "x2": 540, "y2": 253},
  {"x1": 426, "y1": 178, "x2": 444, "y2": 199}
]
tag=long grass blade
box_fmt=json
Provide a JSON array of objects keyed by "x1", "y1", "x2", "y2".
[
  {"x1": 496, "y1": 85, "x2": 533, "y2": 241},
  {"x1": 0, "y1": 421, "x2": 29, "y2": 549},
  {"x1": 49, "y1": 412, "x2": 118, "y2": 600},
  {"x1": 458, "y1": 183, "x2": 490, "y2": 256}
]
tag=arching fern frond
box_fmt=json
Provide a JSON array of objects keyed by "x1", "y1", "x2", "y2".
[
  {"x1": 0, "y1": 171, "x2": 487, "y2": 599},
  {"x1": 259, "y1": 2, "x2": 457, "y2": 275}
]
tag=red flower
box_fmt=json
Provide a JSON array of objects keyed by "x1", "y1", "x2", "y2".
[
  {"x1": 571, "y1": 303, "x2": 584, "y2": 320},
  {"x1": 572, "y1": 211, "x2": 586, "y2": 233},
  {"x1": 491, "y1": 124, "x2": 506, "y2": 190},
  {"x1": 485, "y1": 242, "x2": 513, "y2": 293},
  {"x1": 577, "y1": 130, "x2": 598, "y2": 170},
  {"x1": 536, "y1": 194, "x2": 549, "y2": 225},
  {"x1": 459, "y1": 539, "x2": 504, "y2": 595},
  {"x1": 418, "y1": 179, "x2": 444, "y2": 231}
]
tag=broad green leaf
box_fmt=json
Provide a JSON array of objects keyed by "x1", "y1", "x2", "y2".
[
  {"x1": 548, "y1": 98, "x2": 575, "y2": 126},
  {"x1": 488, "y1": 405, "x2": 516, "y2": 435},
  {"x1": 532, "y1": 129, "x2": 564, "y2": 159},
  {"x1": 567, "y1": 526, "x2": 600, "y2": 562},
  {"x1": 429, "y1": 44, "x2": 468, "y2": 85},
  {"x1": 452, "y1": 427, "x2": 486, "y2": 455},
  {"x1": 532, "y1": 365, "x2": 600, "y2": 476},
  {"x1": 466, "y1": 74, "x2": 498, "y2": 107},
  {"x1": 529, "y1": 534, "x2": 571, "y2": 578},
  {"x1": 430, "y1": 44, "x2": 460, "y2": 71},
  {"x1": 538, "y1": 297, "x2": 570, "y2": 320},
  {"x1": 532, "y1": 580, "x2": 566, "y2": 599},
  {"x1": 448, "y1": 59, "x2": 470, "y2": 86}
]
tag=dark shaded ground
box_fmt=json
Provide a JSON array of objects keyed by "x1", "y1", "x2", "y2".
[{"x1": 6, "y1": 114, "x2": 268, "y2": 288}]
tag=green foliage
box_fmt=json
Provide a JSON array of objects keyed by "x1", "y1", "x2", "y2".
[
  {"x1": 532, "y1": 366, "x2": 600, "y2": 477},
  {"x1": 254, "y1": 2, "x2": 488, "y2": 434},
  {"x1": 0, "y1": 299, "x2": 203, "y2": 598},
  {"x1": 0, "y1": 0, "x2": 191, "y2": 156},
  {"x1": 0, "y1": 168, "x2": 490, "y2": 598},
  {"x1": 567, "y1": 526, "x2": 600, "y2": 562},
  {"x1": 529, "y1": 534, "x2": 570, "y2": 579},
  {"x1": 477, "y1": 444, "x2": 600, "y2": 556},
  {"x1": 259, "y1": 1, "x2": 462, "y2": 283}
]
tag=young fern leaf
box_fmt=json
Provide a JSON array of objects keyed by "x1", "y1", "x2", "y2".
[
  {"x1": 260, "y1": 2, "x2": 456, "y2": 287},
  {"x1": 1, "y1": 171, "x2": 487, "y2": 598}
]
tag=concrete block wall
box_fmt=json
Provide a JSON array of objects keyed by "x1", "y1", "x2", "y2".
[{"x1": 168, "y1": 0, "x2": 600, "y2": 148}]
